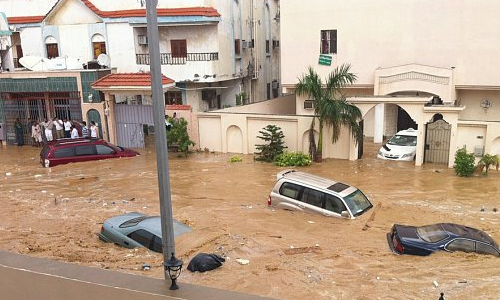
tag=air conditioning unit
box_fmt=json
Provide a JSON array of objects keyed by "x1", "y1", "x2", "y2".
[
  {"x1": 138, "y1": 35, "x2": 148, "y2": 45},
  {"x1": 272, "y1": 39, "x2": 280, "y2": 48},
  {"x1": 271, "y1": 80, "x2": 279, "y2": 89},
  {"x1": 303, "y1": 100, "x2": 314, "y2": 110}
]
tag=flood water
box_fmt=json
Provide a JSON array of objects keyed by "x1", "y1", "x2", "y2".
[{"x1": 1, "y1": 140, "x2": 499, "y2": 300}]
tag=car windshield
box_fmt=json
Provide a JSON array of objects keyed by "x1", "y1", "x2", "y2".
[
  {"x1": 416, "y1": 224, "x2": 449, "y2": 243},
  {"x1": 343, "y1": 190, "x2": 373, "y2": 217},
  {"x1": 387, "y1": 134, "x2": 417, "y2": 146}
]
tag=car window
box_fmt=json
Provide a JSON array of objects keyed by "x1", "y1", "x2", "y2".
[
  {"x1": 41, "y1": 146, "x2": 50, "y2": 158},
  {"x1": 152, "y1": 235, "x2": 162, "y2": 253},
  {"x1": 97, "y1": 144, "x2": 115, "y2": 155},
  {"x1": 388, "y1": 135, "x2": 417, "y2": 146},
  {"x1": 343, "y1": 189, "x2": 372, "y2": 217},
  {"x1": 300, "y1": 187, "x2": 323, "y2": 207},
  {"x1": 119, "y1": 216, "x2": 149, "y2": 228},
  {"x1": 53, "y1": 147, "x2": 75, "y2": 158},
  {"x1": 279, "y1": 182, "x2": 302, "y2": 200},
  {"x1": 127, "y1": 229, "x2": 154, "y2": 250},
  {"x1": 324, "y1": 194, "x2": 346, "y2": 214},
  {"x1": 446, "y1": 238, "x2": 475, "y2": 253},
  {"x1": 75, "y1": 145, "x2": 95, "y2": 156},
  {"x1": 476, "y1": 242, "x2": 499, "y2": 256},
  {"x1": 417, "y1": 224, "x2": 449, "y2": 243}
]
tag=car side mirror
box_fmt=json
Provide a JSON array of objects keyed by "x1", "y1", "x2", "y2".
[{"x1": 340, "y1": 211, "x2": 350, "y2": 218}]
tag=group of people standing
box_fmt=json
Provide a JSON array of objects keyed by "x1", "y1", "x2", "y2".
[{"x1": 16, "y1": 117, "x2": 100, "y2": 147}]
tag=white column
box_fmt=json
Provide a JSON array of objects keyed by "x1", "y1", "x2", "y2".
[{"x1": 373, "y1": 103, "x2": 385, "y2": 143}]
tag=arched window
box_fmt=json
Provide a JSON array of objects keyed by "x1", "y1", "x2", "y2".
[
  {"x1": 91, "y1": 34, "x2": 107, "y2": 59},
  {"x1": 45, "y1": 36, "x2": 59, "y2": 58}
]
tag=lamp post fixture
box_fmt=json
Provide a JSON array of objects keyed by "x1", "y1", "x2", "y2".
[
  {"x1": 146, "y1": 0, "x2": 180, "y2": 288},
  {"x1": 164, "y1": 253, "x2": 183, "y2": 290}
]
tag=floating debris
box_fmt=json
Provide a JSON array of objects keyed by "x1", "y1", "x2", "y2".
[{"x1": 236, "y1": 258, "x2": 249, "y2": 265}]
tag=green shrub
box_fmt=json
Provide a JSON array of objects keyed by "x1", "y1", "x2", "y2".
[
  {"x1": 274, "y1": 151, "x2": 312, "y2": 167},
  {"x1": 167, "y1": 117, "x2": 196, "y2": 157},
  {"x1": 255, "y1": 125, "x2": 287, "y2": 162},
  {"x1": 453, "y1": 147, "x2": 475, "y2": 177},
  {"x1": 228, "y1": 155, "x2": 242, "y2": 163}
]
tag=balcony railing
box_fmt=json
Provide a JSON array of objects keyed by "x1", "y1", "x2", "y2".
[{"x1": 136, "y1": 52, "x2": 219, "y2": 65}]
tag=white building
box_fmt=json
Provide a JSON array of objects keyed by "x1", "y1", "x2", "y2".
[
  {"x1": 0, "y1": 0, "x2": 281, "y2": 147},
  {"x1": 278, "y1": 0, "x2": 500, "y2": 167},
  {"x1": 2, "y1": 0, "x2": 281, "y2": 109}
]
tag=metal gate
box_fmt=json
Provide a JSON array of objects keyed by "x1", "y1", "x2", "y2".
[
  {"x1": 1, "y1": 92, "x2": 81, "y2": 145},
  {"x1": 115, "y1": 104, "x2": 154, "y2": 148},
  {"x1": 424, "y1": 119, "x2": 451, "y2": 164}
]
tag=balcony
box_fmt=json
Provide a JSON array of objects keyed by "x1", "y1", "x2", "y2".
[{"x1": 136, "y1": 52, "x2": 219, "y2": 65}]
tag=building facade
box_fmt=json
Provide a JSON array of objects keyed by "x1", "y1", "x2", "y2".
[
  {"x1": 279, "y1": 0, "x2": 500, "y2": 167},
  {"x1": 0, "y1": 0, "x2": 280, "y2": 146}
]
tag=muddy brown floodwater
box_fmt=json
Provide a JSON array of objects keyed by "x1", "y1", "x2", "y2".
[{"x1": 1, "y1": 140, "x2": 500, "y2": 300}]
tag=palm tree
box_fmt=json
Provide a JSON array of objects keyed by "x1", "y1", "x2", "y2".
[
  {"x1": 296, "y1": 64, "x2": 363, "y2": 162},
  {"x1": 476, "y1": 154, "x2": 499, "y2": 175}
]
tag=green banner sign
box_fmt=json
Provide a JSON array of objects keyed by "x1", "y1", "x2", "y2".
[{"x1": 318, "y1": 54, "x2": 332, "y2": 66}]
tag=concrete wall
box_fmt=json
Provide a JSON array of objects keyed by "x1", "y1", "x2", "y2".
[
  {"x1": 217, "y1": 94, "x2": 296, "y2": 115},
  {"x1": 280, "y1": 0, "x2": 500, "y2": 88},
  {"x1": 198, "y1": 112, "x2": 312, "y2": 155}
]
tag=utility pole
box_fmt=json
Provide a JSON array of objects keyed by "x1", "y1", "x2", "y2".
[{"x1": 145, "y1": 0, "x2": 176, "y2": 280}]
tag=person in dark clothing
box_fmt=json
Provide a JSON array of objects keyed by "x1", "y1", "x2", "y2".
[{"x1": 14, "y1": 118, "x2": 24, "y2": 146}]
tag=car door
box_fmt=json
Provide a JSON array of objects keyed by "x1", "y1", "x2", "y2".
[
  {"x1": 51, "y1": 146, "x2": 76, "y2": 166},
  {"x1": 276, "y1": 182, "x2": 305, "y2": 211},
  {"x1": 324, "y1": 194, "x2": 348, "y2": 217},
  {"x1": 445, "y1": 238, "x2": 475, "y2": 254},
  {"x1": 127, "y1": 229, "x2": 156, "y2": 250},
  {"x1": 299, "y1": 187, "x2": 332, "y2": 216},
  {"x1": 96, "y1": 144, "x2": 117, "y2": 160},
  {"x1": 74, "y1": 144, "x2": 98, "y2": 163}
]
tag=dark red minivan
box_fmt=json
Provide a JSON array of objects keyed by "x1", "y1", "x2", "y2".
[{"x1": 40, "y1": 138, "x2": 139, "y2": 168}]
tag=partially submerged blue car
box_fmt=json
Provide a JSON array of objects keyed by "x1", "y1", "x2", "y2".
[
  {"x1": 387, "y1": 223, "x2": 499, "y2": 257},
  {"x1": 99, "y1": 212, "x2": 191, "y2": 253}
]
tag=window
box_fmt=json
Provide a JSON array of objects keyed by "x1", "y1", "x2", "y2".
[
  {"x1": 46, "y1": 43, "x2": 59, "y2": 59},
  {"x1": 75, "y1": 145, "x2": 95, "y2": 156},
  {"x1": 446, "y1": 239, "x2": 475, "y2": 253},
  {"x1": 301, "y1": 188, "x2": 323, "y2": 207},
  {"x1": 93, "y1": 42, "x2": 106, "y2": 59},
  {"x1": 171, "y1": 40, "x2": 187, "y2": 58},
  {"x1": 96, "y1": 145, "x2": 115, "y2": 155},
  {"x1": 280, "y1": 182, "x2": 302, "y2": 200},
  {"x1": 53, "y1": 147, "x2": 75, "y2": 158},
  {"x1": 119, "y1": 216, "x2": 148, "y2": 228},
  {"x1": 324, "y1": 194, "x2": 347, "y2": 214},
  {"x1": 165, "y1": 91, "x2": 182, "y2": 105},
  {"x1": 476, "y1": 242, "x2": 499, "y2": 256},
  {"x1": 416, "y1": 224, "x2": 450, "y2": 243},
  {"x1": 234, "y1": 39, "x2": 241, "y2": 56},
  {"x1": 151, "y1": 235, "x2": 162, "y2": 253},
  {"x1": 44, "y1": 36, "x2": 59, "y2": 58},
  {"x1": 320, "y1": 30, "x2": 337, "y2": 54},
  {"x1": 127, "y1": 229, "x2": 155, "y2": 250}
]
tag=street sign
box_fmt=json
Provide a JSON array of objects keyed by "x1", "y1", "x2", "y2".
[{"x1": 318, "y1": 54, "x2": 332, "y2": 66}]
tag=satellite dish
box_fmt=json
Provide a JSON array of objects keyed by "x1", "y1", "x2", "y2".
[{"x1": 97, "y1": 54, "x2": 110, "y2": 68}]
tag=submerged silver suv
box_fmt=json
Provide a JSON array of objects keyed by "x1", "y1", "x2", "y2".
[{"x1": 268, "y1": 170, "x2": 373, "y2": 219}]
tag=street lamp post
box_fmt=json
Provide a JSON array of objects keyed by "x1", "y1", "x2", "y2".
[{"x1": 145, "y1": 0, "x2": 182, "y2": 286}]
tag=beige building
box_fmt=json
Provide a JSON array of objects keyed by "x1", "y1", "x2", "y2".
[{"x1": 274, "y1": 0, "x2": 500, "y2": 167}]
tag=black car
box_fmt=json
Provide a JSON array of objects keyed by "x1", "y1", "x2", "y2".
[{"x1": 387, "y1": 223, "x2": 500, "y2": 257}]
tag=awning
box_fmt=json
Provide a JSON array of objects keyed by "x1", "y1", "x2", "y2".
[{"x1": 0, "y1": 12, "x2": 12, "y2": 36}]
